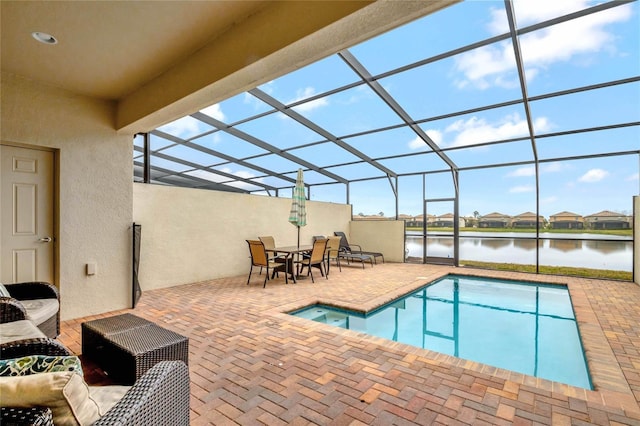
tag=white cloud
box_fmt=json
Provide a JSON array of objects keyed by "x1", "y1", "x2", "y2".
[
  {"x1": 188, "y1": 167, "x2": 265, "y2": 191},
  {"x1": 455, "y1": 1, "x2": 632, "y2": 89},
  {"x1": 408, "y1": 131, "x2": 442, "y2": 150},
  {"x1": 625, "y1": 172, "x2": 639, "y2": 182},
  {"x1": 443, "y1": 113, "x2": 551, "y2": 148},
  {"x1": 541, "y1": 162, "x2": 567, "y2": 173},
  {"x1": 507, "y1": 162, "x2": 567, "y2": 178},
  {"x1": 509, "y1": 185, "x2": 535, "y2": 193},
  {"x1": 578, "y1": 168, "x2": 609, "y2": 183},
  {"x1": 199, "y1": 103, "x2": 225, "y2": 121},
  {"x1": 157, "y1": 116, "x2": 200, "y2": 138},
  {"x1": 454, "y1": 44, "x2": 517, "y2": 90},
  {"x1": 408, "y1": 136, "x2": 425, "y2": 150},
  {"x1": 294, "y1": 97, "x2": 329, "y2": 114},
  {"x1": 508, "y1": 166, "x2": 535, "y2": 177},
  {"x1": 492, "y1": 1, "x2": 605, "y2": 34},
  {"x1": 259, "y1": 81, "x2": 275, "y2": 95},
  {"x1": 289, "y1": 87, "x2": 329, "y2": 114}
]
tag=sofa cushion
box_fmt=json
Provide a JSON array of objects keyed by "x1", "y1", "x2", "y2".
[
  {"x1": 89, "y1": 385, "x2": 130, "y2": 416},
  {"x1": 21, "y1": 298, "x2": 59, "y2": 326},
  {"x1": 0, "y1": 371, "x2": 101, "y2": 426},
  {"x1": 0, "y1": 283, "x2": 10, "y2": 297},
  {"x1": 0, "y1": 355, "x2": 83, "y2": 377},
  {"x1": 0, "y1": 320, "x2": 46, "y2": 344}
]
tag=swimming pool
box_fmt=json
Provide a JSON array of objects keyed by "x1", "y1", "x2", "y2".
[{"x1": 291, "y1": 274, "x2": 592, "y2": 389}]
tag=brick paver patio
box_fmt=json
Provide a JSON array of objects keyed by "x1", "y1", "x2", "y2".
[{"x1": 59, "y1": 264, "x2": 640, "y2": 425}]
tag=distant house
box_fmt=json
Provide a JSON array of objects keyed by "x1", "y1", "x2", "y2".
[
  {"x1": 479, "y1": 212, "x2": 511, "y2": 228},
  {"x1": 353, "y1": 214, "x2": 388, "y2": 221},
  {"x1": 430, "y1": 213, "x2": 466, "y2": 228},
  {"x1": 409, "y1": 214, "x2": 424, "y2": 227},
  {"x1": 410, "y1": 214, "x2": 436, "y2": 228},
  {"x1": 396, "y1": 214, "x2": 414, "y2": 227},
  {"x1": 584, "y1": 210, "x2": 632, "y2": 229},
  {"x1": 549, "y1": 211, "x2": 584, "y2": 229},
  {"x1": 462, "y1": 215, "x2": 477, "y2": 227},
  {"x1": 512, "y1": 211, "x2": 545, "y2": 228}
]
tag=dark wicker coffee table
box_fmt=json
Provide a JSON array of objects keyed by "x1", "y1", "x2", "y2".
[{"x1": 82, "y1": 313, "x2": 188, "y2": 385}]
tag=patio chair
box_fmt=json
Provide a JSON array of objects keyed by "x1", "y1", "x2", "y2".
[
  {"x1": 246, "y1": 240, "x2": 288, "y2": 287},
  {"x1": 258, "y1": 236, "x2": 288, "y2": 265},
  {"x1": 1, "y1": 337, "x2": 72, "y2": 360},
  {"x1": 334, "y1": 231, "x2": 384, "y2": 264},
  {"x1": 302, "y1": 235, "x2": 326, "y2": 261},
  {"x1": 0, "y1": 281, "x2": 60, "y2": 338},
  {"x1": 296, "y1": 238, "x2": 328, "y2": 283},
  {"x1": 325, "y1": 236, "x2": 342, "y2": 275}
]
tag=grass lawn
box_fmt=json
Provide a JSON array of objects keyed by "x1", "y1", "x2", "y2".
[{"x1": 459, "y1": 260, "x2": 633, "y2": 281}]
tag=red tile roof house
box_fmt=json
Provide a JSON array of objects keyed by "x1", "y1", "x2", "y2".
[
  {"x1": 584, "y1": 210, "x2": 633, "y2": 229},
  {"x1": 549, "y1": 211, "x2": 585, "y2": 229},
  {"x1": 512, "y1": 211, "x2": 546, "y2": 228},
  {"x1": 478, "y1": 212, "x2": 512, "y2": 228}
]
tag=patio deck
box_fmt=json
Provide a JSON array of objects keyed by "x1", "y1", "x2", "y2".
[{"x1": 58, "y1": 263, "x2": 640, "y2": 425}]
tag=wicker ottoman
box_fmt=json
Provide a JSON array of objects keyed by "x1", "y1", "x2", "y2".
[{"x1": 82, "y1": 314, "x2": 188, "y2": 385}]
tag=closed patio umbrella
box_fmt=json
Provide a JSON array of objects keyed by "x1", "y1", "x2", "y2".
[{"x1": 288, "y1": 168, "x2": 307, "y2": 249}]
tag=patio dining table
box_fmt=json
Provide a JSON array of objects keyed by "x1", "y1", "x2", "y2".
[{"x1": 267, "y1": 245, "x2": 312, "y2": 283}]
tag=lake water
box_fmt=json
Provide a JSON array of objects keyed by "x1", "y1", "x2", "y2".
[{"x1": 406, "y1": 232, "x2": 633, "y2": 272}]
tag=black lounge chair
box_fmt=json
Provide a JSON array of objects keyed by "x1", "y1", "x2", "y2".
[
  {"x1": 334, "y1": 231, "x2": 384, "y2": 265},
  {"x1": 333, "y1": 232, "x2": 374, "y2": 268}
]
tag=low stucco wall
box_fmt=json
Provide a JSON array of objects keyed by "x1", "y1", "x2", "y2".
[
  {"x1": 350, "y1": 220, "x2": 406, "y2": 263},
  {"x1": 133, "y1": 183, "x2": 352, "y2": 290},
  {"x1": 635, "y1": 196, "x2": 639, "y2": 285}
]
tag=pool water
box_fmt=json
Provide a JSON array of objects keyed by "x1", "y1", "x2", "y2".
[{"x1": 291, "y1": 274, "x2": 592, "y2": 389}]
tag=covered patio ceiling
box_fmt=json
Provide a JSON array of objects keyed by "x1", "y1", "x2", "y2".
[{"x1": 135, "y1": 0, "x2": 639, "y2": 218}]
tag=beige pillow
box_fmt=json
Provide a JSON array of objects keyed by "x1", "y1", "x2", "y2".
[
  {"x1": 0, "y1": 371, "x2": 100, "y2": 426},
  {"x1": 89, "y1": 385, "x2": 130, "y2": 416}
]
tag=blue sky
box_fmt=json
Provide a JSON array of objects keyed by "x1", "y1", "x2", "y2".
[{"x1": 148, "y1": 0, "x2": 640, "y2": 220}]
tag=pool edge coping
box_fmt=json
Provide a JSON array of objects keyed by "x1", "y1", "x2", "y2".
[{"x1": 266, "y1": 268, "x2": 640, "y2": 415}]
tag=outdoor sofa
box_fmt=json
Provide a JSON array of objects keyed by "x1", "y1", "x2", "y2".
[
  {"x1": 0, "y1": 336, "x2": 190, "y2": 425},
  {"x1": 0, "y1": 282, "x2": 190, "y2": 425}
]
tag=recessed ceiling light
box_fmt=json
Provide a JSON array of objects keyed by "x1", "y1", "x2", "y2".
[{"x1": 32, "y1": 32, "x2": 58, "y2": 45}]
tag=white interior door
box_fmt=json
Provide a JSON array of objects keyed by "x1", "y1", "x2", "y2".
[{"x1": 1, "y1": 144, "x2": 55, "y2": 283}]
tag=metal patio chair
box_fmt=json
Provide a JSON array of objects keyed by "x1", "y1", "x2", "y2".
[
  {"x1": 295, "y1": 238, "x2": 328, "y2": 283},
  {"x1": 246, "y1": 240, "x2": 287, "y2": 287}
]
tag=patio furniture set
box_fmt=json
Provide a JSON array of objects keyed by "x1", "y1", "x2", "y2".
[
  {"x1": 246, "y1": 232, "x2": 384, "y2": 287},
  {"x1": 0, "y1": 282, "x2": 190, "y2": 425}
]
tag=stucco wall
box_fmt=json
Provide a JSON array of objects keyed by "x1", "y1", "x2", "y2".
[
  {"x1": 635, "y1": 196, "x2": 639, "y2": 285},
  {"x1": 1, "y1": 73, "x2": 134, "y2": 320},
  {"x1": 350, "y1": 220, "x2": 406, "y2": 263},
  {"x1": 133, "y1": 183, "x2": 352, "y2": 289}
]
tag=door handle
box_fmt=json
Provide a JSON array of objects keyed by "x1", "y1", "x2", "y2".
[{"x1": 39, "y1": 237, "x2": 53, "y2": 243}]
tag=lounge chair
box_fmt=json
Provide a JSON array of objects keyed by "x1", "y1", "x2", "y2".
[{"x1": 334, "y1": 231, "x2": 384, "y2": 264}]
